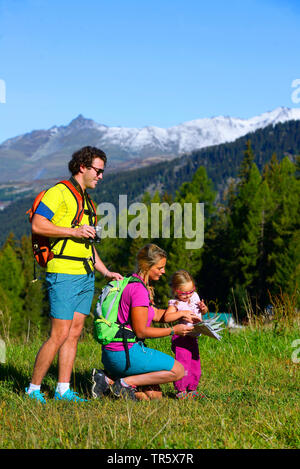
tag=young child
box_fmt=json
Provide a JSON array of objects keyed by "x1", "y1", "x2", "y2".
[{"x1": 164, "y1": 270, "x2": 208, "y2": 399}]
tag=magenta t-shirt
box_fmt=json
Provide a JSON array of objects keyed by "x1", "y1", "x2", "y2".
[{"x1": 103, "y1": 274, "x2": 155, "y2": 351}]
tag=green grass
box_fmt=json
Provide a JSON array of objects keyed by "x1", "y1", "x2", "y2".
[{"x1": 0, "y1": 324, "x2": 299, "y2": 449}]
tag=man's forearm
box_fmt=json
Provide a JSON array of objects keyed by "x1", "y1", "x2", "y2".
[
  {"x1": 93, "y1": 248, "x2": 109, "y2": 276},
  {"x1": 32, "y1": 214, "x2": 97, "y2": 241},
  {"x1": 32, "y1": 214, "x2": 74, "y2": 238}
]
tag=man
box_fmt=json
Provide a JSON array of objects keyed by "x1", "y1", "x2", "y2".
[{"x1": 25, "y1": 146, "x2": 122, "y2": 403}]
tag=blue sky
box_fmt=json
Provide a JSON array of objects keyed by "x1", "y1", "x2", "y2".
[{"x1": 0, "y1": 0, "x2": 300, "y2": 143}]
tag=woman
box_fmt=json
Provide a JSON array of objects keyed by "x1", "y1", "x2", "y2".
[{"x1": 91, "y1": 244, "x2": 197, "y2": 401}]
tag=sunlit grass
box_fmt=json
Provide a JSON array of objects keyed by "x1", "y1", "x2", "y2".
[{"x1": 0, "y1": 322, "x2": 299, "y2": 449}]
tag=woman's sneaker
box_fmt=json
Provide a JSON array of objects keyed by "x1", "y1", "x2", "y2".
[
  {"x1": 91, "y1": 368, "x2": 110, "y2": 398},
  {"x1": 111, "y1": 379, "x2": 138, "y2": 401}
]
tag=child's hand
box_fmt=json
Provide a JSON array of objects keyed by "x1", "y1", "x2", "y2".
[
  {"x1": 198, "y1": 300, "x2": 208, "y2": 314},
  {"x1": 180, "y1": 311, "x2": 200, "y2": 323},
  {"x1": 192, "y1": 315, "x2": 202, "y2": 323}
]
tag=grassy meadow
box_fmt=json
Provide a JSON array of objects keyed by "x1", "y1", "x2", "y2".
[{"x1": 0, "y1": 319, "x2": 299, "y2": 449}]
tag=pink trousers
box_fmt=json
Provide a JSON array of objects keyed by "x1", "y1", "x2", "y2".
[{"x1": 171, "y1": 335, "x2": 201, "y2": 392}]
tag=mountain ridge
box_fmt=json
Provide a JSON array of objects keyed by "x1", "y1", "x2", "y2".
[
  {"x1": 1, "y1": 118, "x2": 300, "y2": 246},
  {"x1": 1, "y1": 106, "x2": 300, "y2": 183}
]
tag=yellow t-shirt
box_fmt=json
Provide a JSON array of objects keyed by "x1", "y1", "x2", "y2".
[{"x1": 35, "y1": 182, "x2": 96, "y2": 274}]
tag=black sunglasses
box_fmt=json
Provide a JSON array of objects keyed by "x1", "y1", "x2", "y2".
[{"x1": 89, "y1": 165, "x2": 105, "y2": 176}]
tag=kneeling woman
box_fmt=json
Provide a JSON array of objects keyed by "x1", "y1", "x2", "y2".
[{"x1": 92, "y1": 244, "x2": 195, "y2": 401}]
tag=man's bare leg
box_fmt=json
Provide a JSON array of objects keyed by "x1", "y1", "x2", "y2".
[
  {"x1": 57, "y1": 311, "x2": 86, "y2": 383},
  {"x1": 30, "y1": 318, "x2": 72, "y2": 385}
]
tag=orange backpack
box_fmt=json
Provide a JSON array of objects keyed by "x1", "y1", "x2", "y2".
[{"x1": 27, "y1": 179, "x2": 97, "y2": 269}]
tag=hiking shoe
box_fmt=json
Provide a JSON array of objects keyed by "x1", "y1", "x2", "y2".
[
  {"x1": 25, "y1": 387, "x2": 46, "y2": 404},
  {"x1": 111, "y1": 379, "x2": 138, "y2": 401},
  {"x1": 54, "y1": 389, "x2": 88, "y2": 402},
  {"x1": 91, "y1": 368, "x2": 110, "y2": 398}
]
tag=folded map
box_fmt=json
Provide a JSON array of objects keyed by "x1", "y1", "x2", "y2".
[{"x1": 187, "y1": 316, "x2": 224, "y2": 340}]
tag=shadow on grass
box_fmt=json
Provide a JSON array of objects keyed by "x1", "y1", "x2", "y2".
[
  {"x1": 0, "y1": 363, "x2": 29, "y2": 393},
  {"x1": 0, "y1": 357, "x2": 181, "y2": 400},
  {"x1": 0, "y1": 362, "x2": 94, "y2": 398}
]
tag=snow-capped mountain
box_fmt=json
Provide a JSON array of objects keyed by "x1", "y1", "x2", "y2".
[{"x1": 1, "y1": 107, "x2": 300, "y2": 183}]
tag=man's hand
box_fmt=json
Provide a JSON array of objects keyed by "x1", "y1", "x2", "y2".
[
  {"x1": 105, "y1": 271, "x2": 123, "y2": 281},
  {"x1": 72, "y1": 224, "x2": 95, "y2": 239}
]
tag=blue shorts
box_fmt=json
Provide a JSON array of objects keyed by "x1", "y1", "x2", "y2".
[
  {"x1": 101, "y1": 341, "x2": 175, "y2": 378},
  {"x1": 46, "y1": 272, "x2": 95, "y2": 320}
]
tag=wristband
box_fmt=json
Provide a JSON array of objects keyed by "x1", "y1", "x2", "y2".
[{"x1": 170, "y1": 327, "x2": 175, "y2": 336}]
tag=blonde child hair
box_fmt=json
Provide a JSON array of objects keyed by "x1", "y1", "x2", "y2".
[{"x1": 171, "y1": 269, "x2": 195, "y2": 295}]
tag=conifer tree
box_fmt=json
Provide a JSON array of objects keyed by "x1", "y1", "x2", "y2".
[
  {"x1": 255, "y1": 179, "x2": 273, "y2": 306},
  {"x1": 0, "y1": 241, "x2": 25, "y2": 334},
  {"x1": 167, "y1": 166, "x2": 216, "y2": 294},
  {"x1": 18, "y1": 236, "x2": 48, "y2": 335},
  {"x1": 231, "y1": 163, "x2": 263, "y2": 289},
  {"x1": 263, "y1": 156, "x2": 300, "y2": 300},
  {"x1": 238, "y1": 139, "x2": 255, "y2": 185},
  {"x1": 295, "y1": 155, "x2": 300, "y2": 179},
  {"x1": 214, "y1": 142, "x2": 266, "y2": 314}
]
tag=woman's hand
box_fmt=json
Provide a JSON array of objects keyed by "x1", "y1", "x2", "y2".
[{"x1": 173, "y1": 324, "x2": 194, "y2": 336}]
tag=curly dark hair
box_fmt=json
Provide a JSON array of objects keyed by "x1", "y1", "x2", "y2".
[{"x1": 68, "y1": 146, "x2": 107, "y2": 175}]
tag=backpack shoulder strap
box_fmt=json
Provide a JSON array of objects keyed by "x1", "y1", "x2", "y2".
[
  {"x1": 127, "y1": 275, "x2": 151, "y2": 301},
  {"x1": 84, "y1": 192, "x2": 97, "y2": 226},
  {"x1": 85, "y1": 191, "x2": 97, "y2": 213},
  {"x1": 58, "y1": 179, "x2": 84, "y2": 226},
  {"x1": 26, "y1": 190, "x2": 47, "y2": 223}
]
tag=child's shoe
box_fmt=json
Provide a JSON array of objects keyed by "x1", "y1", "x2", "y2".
[
  {"x1": 176, "y1": 391, "x2": 188, "y2": 399},
  {"x1": 187, "y1": 390, "x2": 205, "y2": 399},
  {"x1": 176, "y1": 390, "x2": 205, "y2": 399}
]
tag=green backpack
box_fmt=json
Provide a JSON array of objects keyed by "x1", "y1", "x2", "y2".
[{"x1": 93, "y1": 275, "x2": 149, "y2": 370}]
